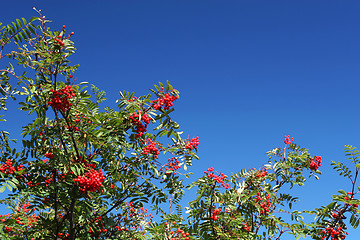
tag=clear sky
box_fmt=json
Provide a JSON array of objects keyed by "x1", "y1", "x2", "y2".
[{"x1": 1, "y1": 1, "x2": 360, "y2": 239}]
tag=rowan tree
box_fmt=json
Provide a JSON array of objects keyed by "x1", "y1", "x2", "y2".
[{"x1": 0, "y1": 12, "x2": 359, "y2": 240}]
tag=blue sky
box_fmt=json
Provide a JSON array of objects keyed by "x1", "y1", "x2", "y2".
[{"x1": 1, "y1": 1, "x2": 360, "y2": 238}]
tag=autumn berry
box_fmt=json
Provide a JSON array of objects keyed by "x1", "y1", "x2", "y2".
[
  {"x1": 129, "y1": 110, "x2": 151, "y2": 138},
  {"x1": 185, "y1": 137, "x2": 199, "y2": 151},
  {"x1": 44, "y1": 152, "x2": 54, "y2": 159},
  {"x1": 284, "y1": 135, "x2": 294, "y2": 145},
  {"x1": 309, "y1": 156, "x2": 322, "y2": 171},
  {"x1": 0, "y1": 159, "x2": 16, "y2": 175},
  {"x1": 204, "y1": 167, "x2": 229, "y2": 189},
  {"x1": 74, "y1": 169, "x2": 105, "y2": 193},
  {"x1": 255, "y1": 169, "x2": 268, "y2": 181},
  {"x1": 152, "y1": 90, "x2": 179, "y2": 110},
  {"x1": 165, "y1": 157, "x2": 181, "y2": 175},
  {"x1": 243, "y1": 222, "x2": 251, "y2": 232},
  {"x1": 142, "y1": 138, "x2": 161, "y2": 159},
  {"x1": 309, "y1": 160, "x2": 319, "y2": 171},
  {"x1": 55, "y1": 37, "x2": 65, "y2": 47},
  {"x1": 210, "y1": 207, "x2": 222, "y2": 220},
  {"x1": 48, "y1": 85, "x2": 75, "y2": 112}
]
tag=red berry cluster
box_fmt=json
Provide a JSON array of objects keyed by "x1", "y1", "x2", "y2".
[
  {"x1": 44, "y1": 152, "x2": 54, "y2": 159},
  {"x1": 126, "y1": 202, "x2": 152, "y2": 220},
  {"x1": 309, "y1": 156, "x2": 322, "y2": 171},
  {"x1": 210, "y1": 207, "x2": 222, "y2": 220},
  {"x1": 74, "y1": 169, "x2": 105, "y2": 193},
  {"x1": 165, "y1": 157, "x2": 181, "y2": 175},
  {"x1": 0, "y1": 211, "x2": 39, "y2": 229},
  {"x1": 242, "y1": 222, "x2": 251, "y2": 232},
  {"x1": 143, "y1": 138, "x2": 161, "y2": 159},
  {"x1": 255, "y1": 169, "x2": 268, "y2": 181},
  {"x1": 164, "y1": 223, "x2": 190, "y2": 240},
  {"x1": 129, "y1": 110, "x2": 151, "y2": 138},
  {"x1": 204, "y1": 167, "x2": 230, "y2": 189},
  {"x1": 73, "y1": 113, "x2": 91, "y2": 124},
  {"x1": 72, "y1": 156, "x2": 96, "y2": 169},
  {"x1": 185, "y1": 137, "x2": 199, "y2": 151},
  {"x1": 255, "y1": 192, "x2": 272, "y2": 215},
  {"x1": 89, "y1": 216, "x2": 107, "y2": 236},
  {"x1": 113, "y1": 202, "x2": 153, "y2": 234},
  {"x1": 58, "y1": 232, "x2": 70, "y2": 240},
  {"x1": 284, "y1": 135, "x2": 294, "y2": 145},
  {"x1": 152, "y1": 90, "x2": 179, "y2": 110},
  {"x1": 320, "y1": 227, "x2": 348, "y2": 240},
  {"x1": 0, "y1": 159, "x2": 22, "y2": 175},
  {"x1": 128, "y1": 96, "x2": 137, "y2": 102},
  {"x1": 24, "y1": 169, "x2": 74, "y2": 188},
  {"x1": 55, "y1": 35, "x2": 65, "y2": 47},
  {"x1": 16, "y1": 202, "x2": 31, "y2": 213},
  {"x1": 344, "y1": 192, "x2": 358, "y2": 208},
  {"x1": 48, "y1": 86, "x2": 75, "y2": 112}
]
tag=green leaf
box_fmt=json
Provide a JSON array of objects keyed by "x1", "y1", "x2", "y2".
[
  {"x1": 21, "y1": 18, "x2": 27, "y2": 26},
  {"x1": 166, "y1": 80, "x2": 173, "y2": 91},
  {"x1": 19, "y1": 32, "x2": 26, "y2": 41},
  {"x1": 5, "y1": 183, "x2": 12, "y2": 192},
  {"x1": 27, "y1": 25, "x2": 36, "y2": 34},
  {"x1": 16, "y1": 19, "x2": 23, "y2": 28},
  {"x1": 29, "y1": 17, "x2": 39, "y2": 22}
]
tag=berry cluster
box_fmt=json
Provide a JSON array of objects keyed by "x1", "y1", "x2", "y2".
[
  {"x1": 152, "y1": 91, "x2": 179, "y2": 110},
  {"x1": 165, "y1": 157, "x2": 181, "y2": 175},
  {"x1": 55, "y1": 35, "x2": 64, "y2": 47},
  {"x1": 320, "y1": 227, "x2": 348, "y2": 240},
  {"x1": 242, "y1": 222, "x2": 251, "y2": 232},
  {"x1": 72, "y1": 113, "x2": 91, "y2": 124},
  {"x1": 0, "y1": 159, "x2": 23, "y2": 175},
  {"x1": 128, "y1": 96, "x2": 137, "y2": 102},
  {"x1": 255, "y1": 169, "x2": 268, "y2": 181},
  {"x1": 164, "y1": 222, "x2": 190, "y2": 240},
  {"x1": 210, "y1": 207, "x2": 222, "y2": 220},
  {"x1": 44, "y1": 152, "x2": 54, "y2": 159},
  {"x1": 309, "y1": 156, "x2": 322, "y2": 171},
  {"x1": 48, "y1": 86, "x2": 75, "y2": 112},
  {"x1": 113, "y1": 202, "x2": 153, "y2": 234},
  {"x1": 344, "y1": 192, "x2": 358, "y2": 208},
  {"x1": 142, "y1": 138, "x2": 161, "y2": 159},
  {"x1": 126, "y1": 202, "x2": 152, "y2": 220},
  {"x1": 204, "y1": 167, "x2": 230, "y2": 189},
  {"x1": 129, "y1": 110, "x2": 151, "y2": 138},
  {"x1": 255, "y1": 192, "x2": 272, "y2": 215},
  {"x1": 0, "y1": 159, "x2": 16, "y2": 175},
  {"x1": 58, "y1": 232, "x2": 70, "y2": 240},
  {"x1": 0, "y1": 210, "x2": 39, "y2": 229},
  {"x1": 284, "y1": 135, "x2": 294, "y2": 145},
  {"x1": 16, "y1": 202, "x2": 31, "y2": 213},
  {"x1": 74, "y1": 169, "x2": 105, "y2": 193},
  {"x1": 89, "y1": 216, "x2": 107, "y2": 236},
  {"x1": 185, "y1": 137, "x2": 199, "y2": 151},
  {"x1": 72, "y1": 156, "x2": 96, "y2": 169}
]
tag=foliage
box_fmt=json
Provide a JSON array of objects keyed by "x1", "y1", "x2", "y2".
[{"x1": 0, "y1": 12, "x2": 359, "y2": 240}]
